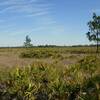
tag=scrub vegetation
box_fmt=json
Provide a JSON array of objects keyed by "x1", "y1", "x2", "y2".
[
  {"x1": 0, "y1": 13, "x2": 100, "y2": 100},
  {"x1": 0, "y1": 47, "x2": 100, "y2": 100}
]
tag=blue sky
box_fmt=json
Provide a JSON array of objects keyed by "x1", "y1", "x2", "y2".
[{"x1": 0, "y1": 0, "x2": 100, "y2": 46}]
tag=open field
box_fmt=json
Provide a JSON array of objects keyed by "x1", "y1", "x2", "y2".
[
  {"x1": 0, "y1": 46, "x2": 99, "y2": 67},
  {"x1": 0, "y1": 47, "x2": 100, "y2": 100}
]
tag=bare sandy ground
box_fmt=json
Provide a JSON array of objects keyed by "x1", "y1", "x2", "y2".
[{"x1": 0, "y1": 55, "x2": 82, "y2": 68}]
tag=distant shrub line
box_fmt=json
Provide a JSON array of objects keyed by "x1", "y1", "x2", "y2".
[
  {"x1": 19, "y1": 47, "x2": 100, "y2": 59},
  {"x1": 20, "y1": 50, "x2": 63, "y2": 59}
]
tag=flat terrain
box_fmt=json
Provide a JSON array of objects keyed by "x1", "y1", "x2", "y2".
[
  {"x1": 0, "y1": 47, "x2": 99, "y2": 67},
  {"x1": 0, "y1": 47, "x2": 100, "y2": 100}
]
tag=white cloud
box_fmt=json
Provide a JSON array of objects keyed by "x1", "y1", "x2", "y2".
[
  {"x1": 0, "y1": 0, "x2": 38, "y2": 6},
  {"x1": 0, "y1": 0, "x2": 63, "y2": 40},
  {"x1": 0, "y1": 1, "x2": 55, "y2": 24},
  {"x1": 0, "y1": 0, "x2": 53, "y2": 17}
]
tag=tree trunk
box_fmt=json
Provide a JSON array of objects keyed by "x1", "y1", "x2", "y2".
[
  {"x1": 96, "y1": 33, "x2": 99, "y2": 53},
  {"x1": 96, "y1": 41, "x2": 99, "y2": 53}
]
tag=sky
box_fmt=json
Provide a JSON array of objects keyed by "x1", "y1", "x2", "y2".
[{"x1": 0, "y1": 0, "x2": 100, "y2": 46}]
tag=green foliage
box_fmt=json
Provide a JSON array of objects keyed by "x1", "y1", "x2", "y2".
[
  {"x1": 20, "y1": 50, "x2": 63, "y2": 59},
  {"x1": 0, "y1": 55, "x2": 100, "y2": 100},
  {"x1": 24, "y1": 35, "x2": 33, "y2": 47},
  {"x1": 86, "y1": 13, "x2": 100, "y2": 53}
]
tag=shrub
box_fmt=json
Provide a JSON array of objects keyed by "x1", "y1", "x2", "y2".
[
  {"x1": 20, "y1": 50, "x2": 63, "y2": 59},
  {"x1": 0, "y1": 55, "x2": 100, "y2": 100}
]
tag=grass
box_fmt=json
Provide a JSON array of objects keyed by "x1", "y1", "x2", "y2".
[{"x1": 0, "y1": 47, "x2": 100, "y2": 100}]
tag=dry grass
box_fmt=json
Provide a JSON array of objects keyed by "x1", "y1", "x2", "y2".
[{"x1": 0, "y1": 47, "x2": 99, "y2": 67}]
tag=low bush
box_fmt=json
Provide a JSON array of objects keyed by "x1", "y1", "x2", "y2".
[
  {"x1": 20, "y1": 50, "x2": 63, "y2": 59},
  {"x1": 0, "y1": 55, "x2": 100, "y2": 100}
]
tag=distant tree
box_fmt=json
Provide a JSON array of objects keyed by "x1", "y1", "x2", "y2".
[
  {"x1": 86, "y1": 13, "x2": 100, "y2": 53},
  {"x1": 24, "y1": 35, "x2": 33, "y2": 47}
]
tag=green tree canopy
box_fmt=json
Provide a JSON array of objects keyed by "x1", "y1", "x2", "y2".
[
  {"x1": 86, "y1": 13, "x2": 100, "y2": 53},
  {"x1": 24, "y1": 35, "x2": 33, "y2": 47}
]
